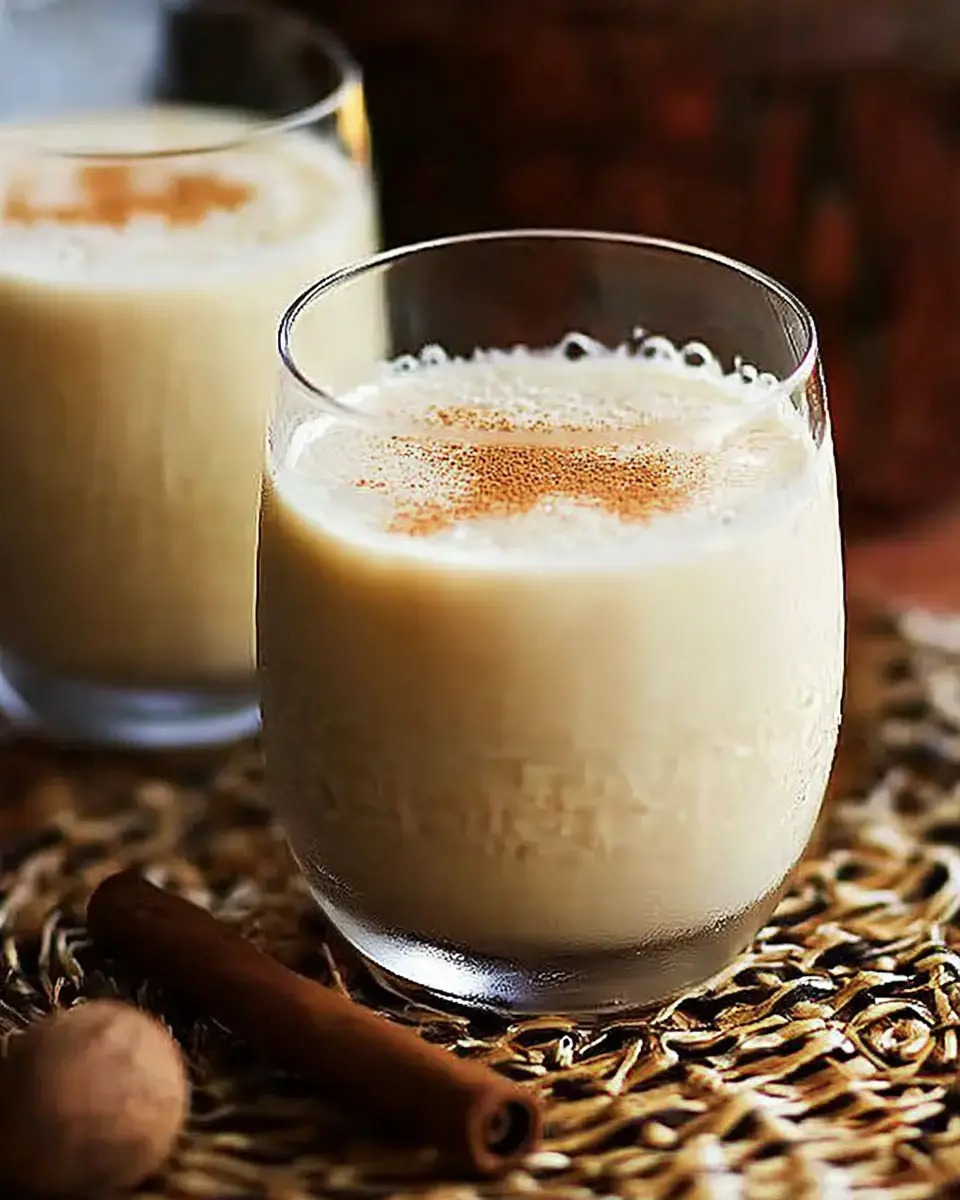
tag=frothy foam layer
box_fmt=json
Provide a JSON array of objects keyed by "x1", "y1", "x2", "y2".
[
  {"x1": 0, "y1": 106, "x2": 367, "y2": 281},
  {"x1": 277, "y1": 339, "x2": 820, "y2": 563}
]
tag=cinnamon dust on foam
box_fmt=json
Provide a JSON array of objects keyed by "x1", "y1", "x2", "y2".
[
  {"x1": 357, "y1": 404, "x2": 710, "y2": 538},
  {"x1": 3, "y1": 163, "x2": 253, "y2": 229}
]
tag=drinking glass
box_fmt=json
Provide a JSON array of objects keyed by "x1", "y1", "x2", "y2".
[
  {"x1": 0, "y1": 0, "x2": 378, "y2": 747},
  {"x1": 261, "y1": 230, "x2": 844, "y2": 1014}
]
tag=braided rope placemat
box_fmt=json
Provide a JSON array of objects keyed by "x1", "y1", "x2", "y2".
[{"x1": 1, "y1": 606, "x2": 959, "y2": 1199}]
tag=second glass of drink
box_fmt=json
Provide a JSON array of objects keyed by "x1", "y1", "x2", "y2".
[{"x1": 0, "y1": 0, "x2": 379, "y2": 746}]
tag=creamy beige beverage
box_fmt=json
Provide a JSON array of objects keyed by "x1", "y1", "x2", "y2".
[
  {"x1": 259, "y1": 340, "x2": 844, "y2": 962},
  {"x1": 0, "y1": 106, "x2": 378, "y2": 690}
]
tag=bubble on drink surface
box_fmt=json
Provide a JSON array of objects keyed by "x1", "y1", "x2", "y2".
[
  {"x1": 388, "y1": 344, "x2": 452, "y2": 376},
  {"x1": 556, "y1": 332, "x2": 611, "y2": 361}
]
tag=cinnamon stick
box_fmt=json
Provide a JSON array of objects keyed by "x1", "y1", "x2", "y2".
[{"x1": 86, "y1": 871, "x2": 541, "y2": 1176}]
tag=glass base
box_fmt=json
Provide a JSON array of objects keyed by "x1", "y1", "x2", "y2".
[
  {"x1": 0, "y1": 653, "x2": 260, "y2": 749},
  {"x1": 309, "y1": 881, "x2": 784, "y2": 1017}
]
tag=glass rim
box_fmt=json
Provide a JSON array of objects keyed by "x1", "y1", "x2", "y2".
[
  {"x1": 0, "y1": 0, "x2": 361, "y2": 161},
  {"x1": 277, "y1": 228, "x2": 821, "y2": 434}
]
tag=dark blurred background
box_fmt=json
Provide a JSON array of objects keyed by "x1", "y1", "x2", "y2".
[{"x1": 284, "y1": 0, "x2": 960, "y2": 601}]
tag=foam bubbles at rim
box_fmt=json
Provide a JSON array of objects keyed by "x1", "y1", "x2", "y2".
[{"x1": 384, "y1": 329, "x2": 786, "y2": 394}]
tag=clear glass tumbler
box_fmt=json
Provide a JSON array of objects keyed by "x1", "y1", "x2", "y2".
[
  {"x1": 0, "y1": 0, "x2": 378, "y2": 747},
  {"x1": 261, "y1": 230, "x2": 845, "y2": 1015}
]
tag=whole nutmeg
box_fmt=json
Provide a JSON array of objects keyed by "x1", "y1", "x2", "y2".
[{"x1": 0, "y1": 999, "x2": 189, "y2": 1197}]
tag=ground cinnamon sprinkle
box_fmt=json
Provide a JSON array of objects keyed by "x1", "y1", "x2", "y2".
[
  {"x1": 362, "y1": 407, "x2": 709, "y2": 538},
  {"x1": 3, "y1": 163, "x2": 254, "y2": 229},
  {"x1": 424, "y1": 405, "x2": 551, "y2": 434}
]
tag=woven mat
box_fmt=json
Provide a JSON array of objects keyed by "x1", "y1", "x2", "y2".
[{"x1": 2, "y1": 605, "x2": 960, "y2": 1200}]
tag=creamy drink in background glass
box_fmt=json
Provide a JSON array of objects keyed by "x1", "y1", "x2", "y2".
[
  {"x1": 0, "y1": 0, "x2": 380, "y2": 747},
  {"x1": 259, "y1": 231, "x2": 845, "y2": 1015}
]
